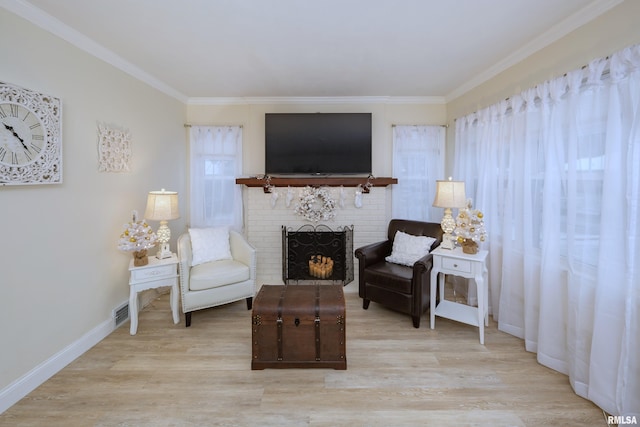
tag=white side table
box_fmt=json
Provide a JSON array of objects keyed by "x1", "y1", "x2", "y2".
[
  {"x1": 430, "y1": 246, "x2": 489, "y2": 344},
  {"x1": 128, "y1": 253, "x2": 180, "y2": 335}
]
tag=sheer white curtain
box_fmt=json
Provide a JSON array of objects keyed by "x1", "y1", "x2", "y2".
[
  {"x1": 392, "y1": 125, "x2": 445, "y2": 221},
  {"x1": 454, "y1": 44, "x2": 640, "y2": 417},
  {"x1": 189, "y1": 126, "x2": 243, "y2": 231}
]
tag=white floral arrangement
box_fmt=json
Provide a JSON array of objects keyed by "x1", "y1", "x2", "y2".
[
  {"x1": 294, "y1": 186, "x2": 337, "y2": 222},
  {"x1": 454, "y1": 199, "x2": 487, "y2": 246},
  {"x1": 117, "y1": 210, "x2": 158, "y2": 252}
]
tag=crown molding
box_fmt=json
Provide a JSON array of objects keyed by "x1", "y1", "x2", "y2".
[
  {"x1": 187, "y1": 96, "x2": 446, "y2": 106},
  {"x1": 1, "y1": 0, "x2": 188, "y2": 103},
  {"x1": 445, "y1": 0, "x2": 623, "y2": 102}
]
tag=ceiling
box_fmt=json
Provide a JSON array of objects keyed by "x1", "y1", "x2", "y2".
[{"x1": 4, "y1": 0, "x2": 620, "y2": 102}]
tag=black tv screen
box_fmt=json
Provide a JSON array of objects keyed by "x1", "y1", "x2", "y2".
[{"x1": 265, "y1": 113, "x2": 372, "y2": 175}]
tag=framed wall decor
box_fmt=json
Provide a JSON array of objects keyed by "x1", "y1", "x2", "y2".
[
  {"x1": 0, "y1": 82, "x2": 62, "y2": 185},
  {"x1": 97, "y1": 122, "x2": 131, "y2": 173}
]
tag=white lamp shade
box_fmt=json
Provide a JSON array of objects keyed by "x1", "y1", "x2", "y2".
[
  {"x1": 433, "y1": 179, "x2": 466, "y2": 208},
  {"x1": 144, "y1": 189, "x2": 180, "y2": 221}
]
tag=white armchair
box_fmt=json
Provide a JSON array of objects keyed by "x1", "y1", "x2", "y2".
[{"x1": 177, "y1": 228, "x2": 256, "y2": 327}]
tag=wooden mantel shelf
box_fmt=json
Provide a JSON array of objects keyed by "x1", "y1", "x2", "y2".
[{"x1": 236, "y1": 176, "x2": 397, "y2": 193}]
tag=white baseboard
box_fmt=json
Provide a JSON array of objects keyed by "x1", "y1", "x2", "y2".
[{"x1": 0, "y1": 317, "x2": 114, "y2": 414}]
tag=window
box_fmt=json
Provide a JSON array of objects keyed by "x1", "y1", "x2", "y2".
[
  {"x1": 392, "y1": 125, "x2": 445, "y2": 221},
  {"x1": 189, "y1": 126, "x2": 243, "y2": 230}
]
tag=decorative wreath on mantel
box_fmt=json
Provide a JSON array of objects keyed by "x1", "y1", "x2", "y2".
[{"x1": 294, "y1": 186, "x2": 337, "y2": 222}]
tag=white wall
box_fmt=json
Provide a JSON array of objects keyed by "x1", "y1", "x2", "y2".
[{"x1": 0, "y1": 8, "x2": 186, "y2": 408}]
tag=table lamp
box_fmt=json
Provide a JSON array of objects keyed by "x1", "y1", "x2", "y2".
[
  {"x1": 432, "y1": 178, "x2": 466, "y2": 250},
  {"x1": 144, "y1": 189, "x2": 180, "y2": 259}
]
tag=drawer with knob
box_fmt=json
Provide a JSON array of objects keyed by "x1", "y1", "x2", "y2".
[
  {"x1": 130, "y1": 264, "x2": 176, "y2": 282},
  {"x1": 441, "y1": 257, "x2": 472, "y2": 274}
]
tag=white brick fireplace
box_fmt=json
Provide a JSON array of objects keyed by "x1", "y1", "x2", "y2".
[{"x1": 243, "y1": 185, "x2": 393, "y2": 286}]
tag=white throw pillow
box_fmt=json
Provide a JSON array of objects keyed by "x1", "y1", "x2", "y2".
[
  {"x1": 385, "y1": 230, "x2": 436, "y2": 267},
  {"x1": 189, "y1": 227, "x2": 232, "y2": 266}
]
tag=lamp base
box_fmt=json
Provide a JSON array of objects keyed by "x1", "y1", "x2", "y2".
[
  {"x1": 440, "y1": 233, "x2": 456, "y2": 250},
  {"x1": 439, "y1": 208, "x2": 457, "y2": 250},
  {"x1": 155, "y1": 221, "x2": 172, "y2": 259},
  {"x1": 156, "y1": 242, "x2": 172, "y2": 259}
]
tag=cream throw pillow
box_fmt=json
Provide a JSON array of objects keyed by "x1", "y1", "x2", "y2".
[
  {"x1": 189, "y1": 227, "x2": 232, "y2": 266},
  {"x1": 385, "y1": 230, "x2": 436, "y2": 267}
]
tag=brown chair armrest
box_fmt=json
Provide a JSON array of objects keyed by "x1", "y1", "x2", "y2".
[
  {"x1": 354, "y1": 240, "x2": 392, "y2": 267},
  {"x1": 413, "y1": 252, "x2": 434, "y2": 274}
]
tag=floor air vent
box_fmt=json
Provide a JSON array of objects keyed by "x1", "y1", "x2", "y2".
[{"x1": 113, "y1": 302, "x2": 129, "y2": 328}]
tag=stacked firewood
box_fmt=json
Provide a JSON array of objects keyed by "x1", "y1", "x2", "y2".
[{"x1": 309, "y1": 255, "x2": 334, "y2": 279}]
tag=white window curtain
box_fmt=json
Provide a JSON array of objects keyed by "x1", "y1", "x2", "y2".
[
  {"x1": 392, "y1": 125, "x2": 445, "y2": 221},
  {"x1": 189, "y1": 126, "x2": 243, "y2": 231},
  {"x1": 453, "y1": 44, "x2": 640, "y2": 417}
]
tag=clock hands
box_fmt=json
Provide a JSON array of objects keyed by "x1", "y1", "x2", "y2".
[
  {"x1": 3, "y1": 123, "x2": 29, "y2": 152},
  {"x1": 3, "y1": 123, "x2": 23, "y2": 142}
]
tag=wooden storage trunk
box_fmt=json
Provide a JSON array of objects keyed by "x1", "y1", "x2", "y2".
[{"x1": 251, "y1": 284, "x2": 346, "y2": 370}]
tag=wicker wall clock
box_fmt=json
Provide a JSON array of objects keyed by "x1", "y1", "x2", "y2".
[{"x1": 0, "y1": 82, "x2": 62, "y2": 185}]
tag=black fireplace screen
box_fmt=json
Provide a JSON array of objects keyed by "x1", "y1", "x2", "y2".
[{"x1": 282, "y1": 225, "x2": 354, "y2": 285}]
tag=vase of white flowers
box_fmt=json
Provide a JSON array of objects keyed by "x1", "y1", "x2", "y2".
[{"x1": 118, "y1": 210, "x2": 158, "y2": 266}]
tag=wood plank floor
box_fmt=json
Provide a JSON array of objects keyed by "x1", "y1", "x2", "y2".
[{"x1": 0, "y1": 283, "x2": 606, "y2": 427}]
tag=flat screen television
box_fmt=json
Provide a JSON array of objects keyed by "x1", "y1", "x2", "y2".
[{"x1": 265, "y1": 113, "x2": 372, "y2": 175}]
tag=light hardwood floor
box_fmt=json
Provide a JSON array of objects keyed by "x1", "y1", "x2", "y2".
[{"x1": 1, "y1": 283, "x2": 606, "y2": 427}]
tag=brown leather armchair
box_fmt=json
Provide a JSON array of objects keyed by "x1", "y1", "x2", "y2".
[{"x1": 355, "y1": 219, "x2": 443, "y2": 328}]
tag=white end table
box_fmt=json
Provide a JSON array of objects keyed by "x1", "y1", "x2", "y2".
[
  {"x1": 128, "y1": 253, "x2": 180, "y2": 335},
  {"x1": 430, "y1": 246, "x2": 489, "y2": 344}
]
